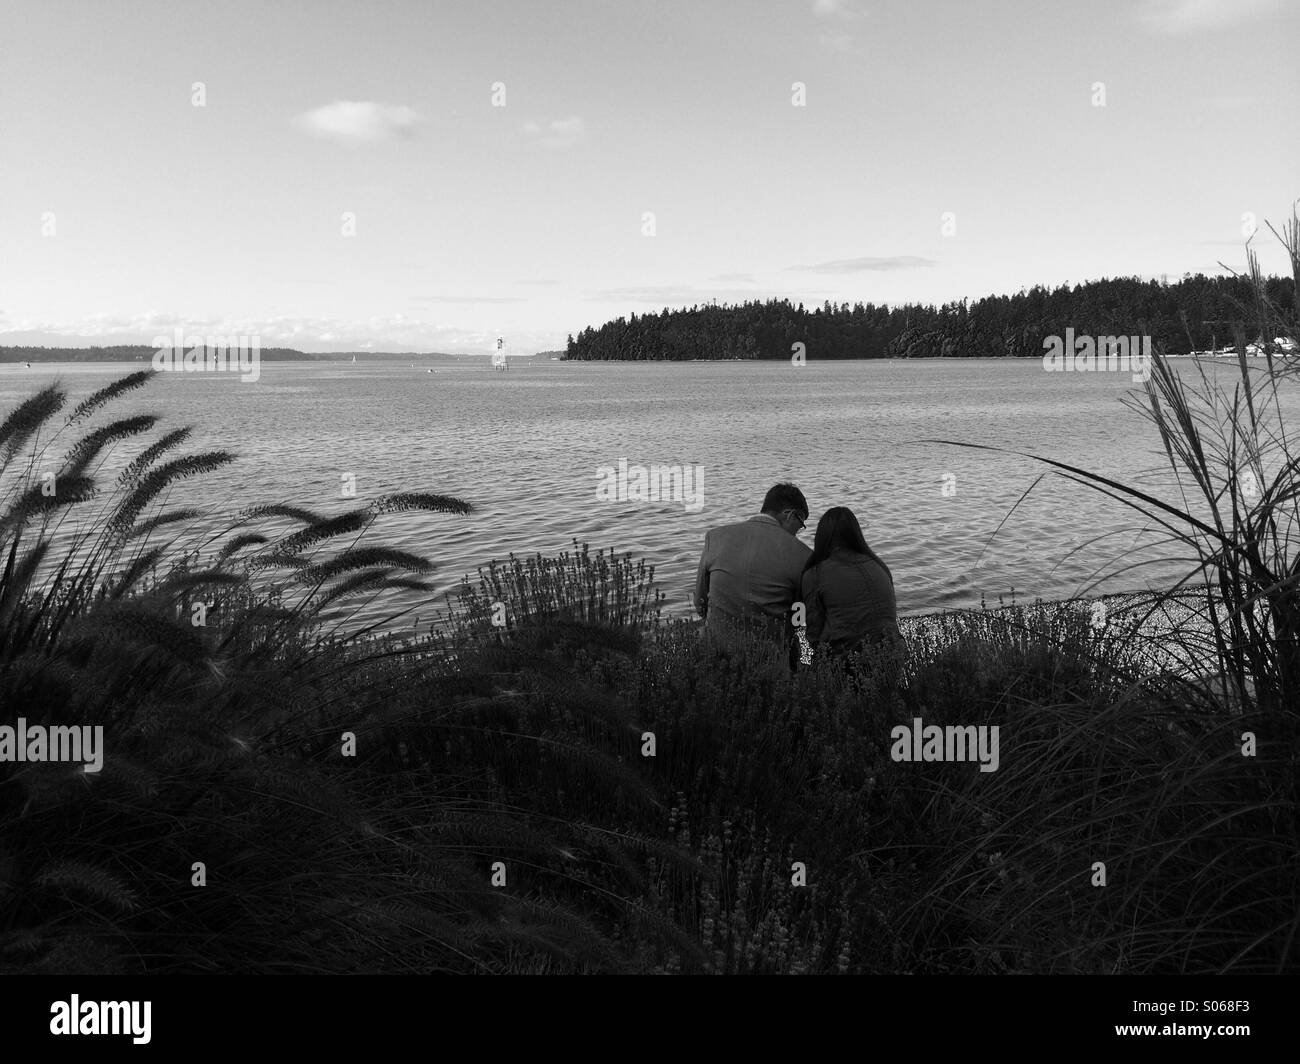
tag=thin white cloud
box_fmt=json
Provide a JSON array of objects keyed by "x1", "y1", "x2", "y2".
[
  {"x1": 71, "y1": 311, "x2": 190, "y2": 331},
  {"x1": 585, "y1": 285, "x2": 827, "y2": 304},
  {"x1": 295, "y1": 101, "x2": 422, "y2": 145},
  {"x1": 585, "y1": 285, "x2": 758, "y2": 303},
  {"x1": 522, "y1": 116, "x2": 586, "y2": 148},
  {"x1": 789, "y1": 255, "x2": 935, "y2": 273},
  {"x1": 1136, "y1": 0, "x2": 1284, "y2": 34},
  {"x1": 812, "y1": 1, "x2": 868, "y2": 51},
  {"x1": 813, "y1": 0, "x2": 867, "y2": 19},
  {"x1": 416, "y1": 296, "x2": 527, "y2": 304}
]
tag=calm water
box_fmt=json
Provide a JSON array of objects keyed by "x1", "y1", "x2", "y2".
[{"x1": 2, "y1": 357, "x2": 1285, "y2": 631}]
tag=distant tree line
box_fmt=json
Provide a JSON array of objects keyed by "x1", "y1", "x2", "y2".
[
  {"x1": 0, "y1": 346, "x2": 465, "y2": 363},
  {"x1": 0, "y1": 345, "x2": 313, "y2": 363},
  {"x1": 563, "y1": 274, "x2": 1296, "y2": 361}
]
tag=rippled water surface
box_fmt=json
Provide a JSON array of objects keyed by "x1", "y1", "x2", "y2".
[{"x1": 4, "y1": 357, "x2": 1287, "y2": 630}]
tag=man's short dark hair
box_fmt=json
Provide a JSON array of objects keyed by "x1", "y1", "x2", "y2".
[{"x1": 761, "y1": 482, "x2": 808, "y2": 518}]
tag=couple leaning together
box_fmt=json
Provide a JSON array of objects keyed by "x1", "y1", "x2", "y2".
[{"x1": 693, "y1": 482, "x2": 907, "y2": 687}]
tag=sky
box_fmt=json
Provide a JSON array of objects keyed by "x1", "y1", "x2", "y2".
[{"x1": 1, "y1": 0, "x2": 1297, "y2": 354}]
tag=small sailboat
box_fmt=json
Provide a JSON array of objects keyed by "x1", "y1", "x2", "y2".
[{"x1": 351, "y1": 354, "x2": 357, "y2": 364}]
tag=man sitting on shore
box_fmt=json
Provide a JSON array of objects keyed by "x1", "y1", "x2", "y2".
[{"x1": 693, "y1": 482, "x2": 812, "y2": 668}]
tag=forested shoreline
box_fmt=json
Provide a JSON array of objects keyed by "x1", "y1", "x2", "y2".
[{"x1": 564, "y1": 273, "x2": 1296, "y2": 361}]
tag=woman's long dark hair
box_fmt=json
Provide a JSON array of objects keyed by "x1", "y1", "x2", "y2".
[{"x1": 802, "y1": 506, "x2": 893, "y2": 584}]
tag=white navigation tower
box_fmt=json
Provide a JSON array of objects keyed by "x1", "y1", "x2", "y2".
[{"x1": 493, "y1": 336, "x2": 508, "y2": 371}]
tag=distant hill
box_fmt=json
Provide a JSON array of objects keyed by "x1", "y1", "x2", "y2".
[{"x1": 0, "y1": 346, "x2": 468, "y2": 363}]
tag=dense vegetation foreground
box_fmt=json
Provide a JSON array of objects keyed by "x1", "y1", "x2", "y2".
[{"x1": 2, "y1": 221, "x2": 1298, "y2": 971}]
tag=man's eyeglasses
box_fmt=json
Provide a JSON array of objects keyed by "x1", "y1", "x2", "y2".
[{"x1": 785, "y1": 509, "x2": 807, "y2": 532}]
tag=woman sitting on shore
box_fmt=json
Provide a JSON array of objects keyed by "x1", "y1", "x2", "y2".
[{"x1": 800, "y1": 507, "x2": 906, "y2": 691}]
